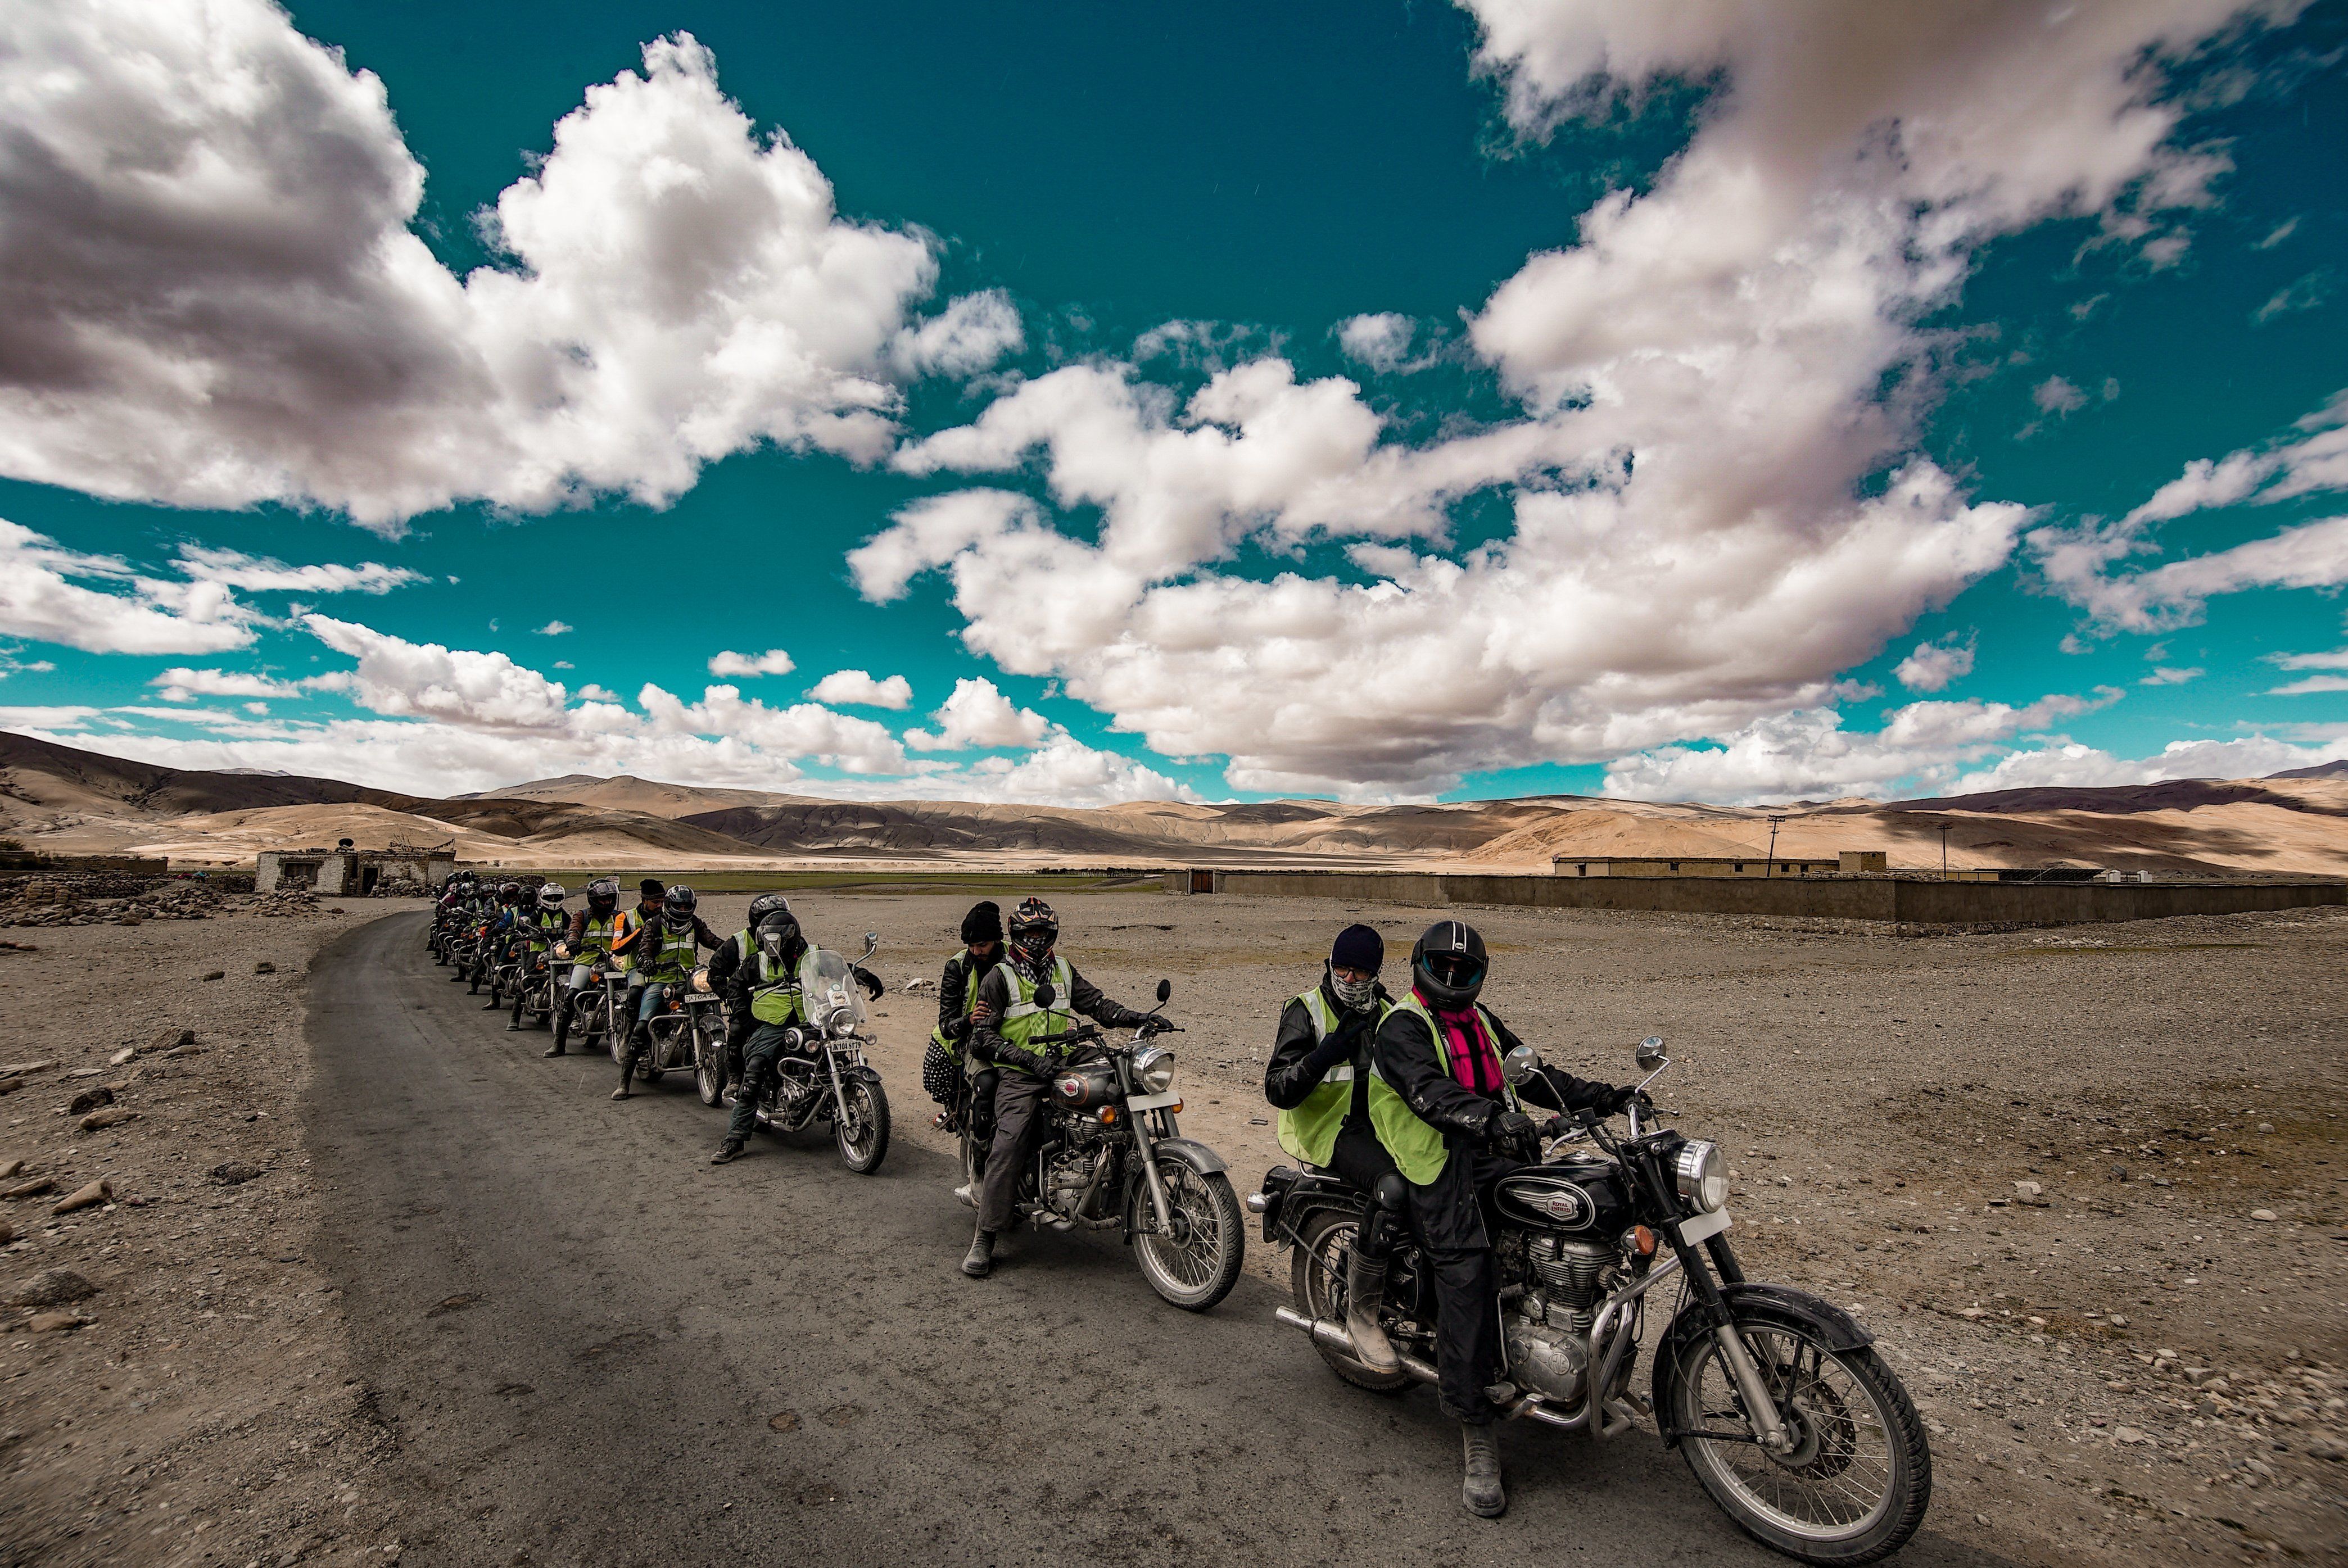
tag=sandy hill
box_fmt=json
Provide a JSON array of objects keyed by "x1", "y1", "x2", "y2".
[{"x1": 6, "y1": 733, "x2": 2346, "y2": 875}]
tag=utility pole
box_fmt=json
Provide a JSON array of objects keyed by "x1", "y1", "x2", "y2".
[
  {"x1": 1766, "y1": 814, "x2": 1785, "y2": 877},
  {"x1": 1940, "y1": 822, "x2": 1950, "y2": 878}
]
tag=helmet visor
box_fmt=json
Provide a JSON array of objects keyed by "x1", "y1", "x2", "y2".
[{"x1": 1425, "y1": 951, "x2": 1486, "y2": 991}]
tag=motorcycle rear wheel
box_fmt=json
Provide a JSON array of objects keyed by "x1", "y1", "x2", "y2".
[
  {"x1": 1288, "y1": 1208, "x2": 1413, "y2": 1393},
  {"x1": 1664, "y1": 1320, "x2": 1930, "y2": 1565},
  {"x1": 1130, "y1": 1159, "x2": 1244, "y2": 1312},
  {"x1": 833, "y1": 1075, "x2": 890, "y2": 1174}
]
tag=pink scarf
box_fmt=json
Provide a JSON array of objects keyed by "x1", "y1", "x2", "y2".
[{"x1": 1419, "y1": 987, "x2": 1501, "y2": 1095}]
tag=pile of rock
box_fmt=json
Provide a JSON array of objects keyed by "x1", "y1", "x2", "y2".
[
  {"x1": 246, "y1": 889, "x2": 323, "y2": 918},
  {"x1": 0, "y1": 878, "x2": 226, "y2": 928}
]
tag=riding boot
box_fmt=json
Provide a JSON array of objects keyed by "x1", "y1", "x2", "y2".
[
  {"x1": 961, "y1": 1227, "x2": 996, "y2": 1279},
  {"x1": 710, "y1": 1138, "x2": 745, "y2": 1165},
  {"x1": 1460, "y1": 1422, "x2": 1506, "y2": 1519},
  {"x1": 1343, "y1": 1250, "x2": 1400, "y2": 1372},
  {"x1": 610, "y1": 1062, "x2": 635, "y2": 1100}
]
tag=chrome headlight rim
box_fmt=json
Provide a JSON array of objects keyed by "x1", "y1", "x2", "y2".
[
  {"x1": 1674, "y1": 1139, "x2": 1728, "y2": 1213},
  {"x1": 1132, "y1": 1043, "x2": 1177, "y2": 1094}
]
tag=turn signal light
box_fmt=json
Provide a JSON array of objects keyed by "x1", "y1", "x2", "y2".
[
  {"x1": 1632, "y1": 1225, "x2": 1657, "y2": 1257},
  {"x1": 1099, "y1": 1107, "x2": 1118, "y2": 1125},
  {"x1": 1169, "y1": 1100, "x2": 1184, "y2": 1114}
]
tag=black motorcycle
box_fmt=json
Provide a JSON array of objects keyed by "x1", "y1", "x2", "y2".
[
  {"x1": 953, "y1": 980, "x2": 1245, "y2": 1312},
  {"x1": 1256, "y1": 1036, "x2": 1930, "y2": 1564}
]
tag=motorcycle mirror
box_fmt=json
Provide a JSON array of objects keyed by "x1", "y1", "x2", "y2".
[
  {"x1": 1501, "y1": 1043, "x2": 1541, "y2": 1085},
  {"x1": 1155, "y1": 978, "x2": 1171, "y2": 1004},
  {"x1": 1034, "y1": 982, "x2": 1057, "y2": 1010},
  {"x1": 1635, "y1": 1036, "x2": 1667, "y2": 1070},
  {"x1": 861, "y1": 931, "x2": 880, "y2": 960}
]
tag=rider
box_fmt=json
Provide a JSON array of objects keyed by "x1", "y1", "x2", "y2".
[
  {"x1": 708, "y1": 904, "x2": 882, "y2": 1164},
  {"x1": 924, "y1": 900, "x2": 1003, "y2": 1132},
  {"x1": 508, "y1": 882, "x2": 567, "y2": 1031},
  {"x1": 960, "y1": 897, "x2": 1169, "y2": 1280},
  {"x1": 1262, "y1": 922, "x2": 1406, "y2": 1371},
  {"x1": 611, "y1": 885, "x2": 725, "y2": 1100},
  {"x1": 702, "y1": 891, "x2": 793, "y2": 1095},
  {"x1": 548, "y1": 877, "x2": 636, "y2": 1057},
  {"x1": 475, "y1": 880, "x2": 526, "y2": 1003},
  {"x1": 1372, "y1": 919, "x2": 1644, "y2": 1520}
]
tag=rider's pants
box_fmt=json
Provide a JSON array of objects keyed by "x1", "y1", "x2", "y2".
[
  {"x1": 1407, "y1": 1144, "x2": 1517, "y2": 1426},
  {"x1": 724, "y1": 1022, "x2": 803, "y2": 1145},
  {"x1": 975, "y1": 1067, "x2": 1053, "y2": 1232}
]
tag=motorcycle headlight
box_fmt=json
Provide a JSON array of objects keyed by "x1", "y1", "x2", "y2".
[
  {"x1": 1674, "y1": 1140, "x2": 1728, "y2": 1214},
  {"x1": 827, "y1": 1008, "x2": 858, "y2": 1039},
  {"x1": 1133, "y1": 1044, "x2": 1176, "y2": 1095}
]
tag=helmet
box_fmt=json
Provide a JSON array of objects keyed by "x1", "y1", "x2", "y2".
[
  {"x1": 746, "y1": 891, "x2": 792, "y2": 927},
  {"x1": 586, "y1": 878, "x2": 619, "y2": 915},
  {"x1": 663, "y1": 886, "x2": 697, "y2": 926},
  {"x1": 1411, "y1": 919, "x2": 1488, "y2": 1012},
  {"x1": 1007, "y1": 897, "x2": 1057, "y2": 967},
  {"x1": 536, "y1": 883, "x2": 567, "y2": 912},
  {"x1": 755, "y1": 906, "x2": 804, "y2": 967},
  {"x1": 498, "y1": 881, "x2": 523, "y2": 905}
]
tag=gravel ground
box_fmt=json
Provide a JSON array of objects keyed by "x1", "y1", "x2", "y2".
[{"x1": 3, "y1": 887, "x2": 2341, "y2": 1566}]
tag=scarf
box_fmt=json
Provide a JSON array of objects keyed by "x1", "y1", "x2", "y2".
[{"x1": 1420, "y1": 987, "x2": 1503, "y2": 1096}]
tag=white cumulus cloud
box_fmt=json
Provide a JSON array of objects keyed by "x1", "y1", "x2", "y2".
[
  {"x1": 708, "y1": 649, "x2": 795, "y2": 677},
  {"x1": 0, "y1": 8, "x2": 951, "y2": 530},
  {"x1": 1893, "y1": 634, "x2": 1975, "y2": 692},
  {"x1": 808, "y1": 669, "x2": 912, "y2": 709},
  {"x1": 906, "y1": 677, "x2": 1048, "y2": 751}
]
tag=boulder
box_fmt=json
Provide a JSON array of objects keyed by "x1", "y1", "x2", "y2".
[{"x1": 7, "y1": 1268, "x2": 97, "y2": 1307}]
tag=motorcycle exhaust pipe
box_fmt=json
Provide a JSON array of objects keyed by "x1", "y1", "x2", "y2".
[{"x1": 1273, "y1": 1307, "x2": 1441, "y2": 1386}]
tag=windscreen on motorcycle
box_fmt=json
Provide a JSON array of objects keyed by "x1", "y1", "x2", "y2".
[{"x1": 798, "y1": 948, "x2": 867, "y2": 1038}]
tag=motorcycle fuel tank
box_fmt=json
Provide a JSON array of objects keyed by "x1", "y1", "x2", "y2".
[
  {"x1": 1493, "y1": 1159, "x2": 1634, "y2": 1236},
  {"x1": 1051, "y1": 1064, "x2": 1119, "y2": 1109}
]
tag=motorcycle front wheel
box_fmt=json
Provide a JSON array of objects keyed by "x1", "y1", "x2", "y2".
[
  {"x1": 694, "y1": 1023, "x2": 727, "y2": 1107},
  {"x1": 1129, "y1": 1157, "x2": 1244, "y2": 1312},
  {"x1": 1664, "y1": 1317, "x2": 1931, "y2": 1565},
  {"x1": 833, "y1": 1073, "x2": 890, "y2": 1174}
]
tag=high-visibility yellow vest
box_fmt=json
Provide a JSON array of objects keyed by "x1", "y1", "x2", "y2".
[
  {"x1": 1275, "y1": 987, "x2": 1404, "y2": 1168},
  {"x1": 993, "y1": 958, "x2": 1074, "y2": 1063},
  {"x1": 1367, "y1": 993, "x2": 1518, "y2": 1186}
]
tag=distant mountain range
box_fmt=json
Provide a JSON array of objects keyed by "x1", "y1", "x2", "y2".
[{"x1": 4, "y1": 729, "x2": 2345, "y2": 876}]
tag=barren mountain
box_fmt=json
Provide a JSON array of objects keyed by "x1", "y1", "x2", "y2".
[{"x1": 4, "y1": 733, "x2": 2346, "y2": 874}]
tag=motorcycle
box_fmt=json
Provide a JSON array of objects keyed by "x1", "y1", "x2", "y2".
[
  {"x1": 551, "y1": 951, "x2": 630, "y2": 1058},
  {"x1": 635, "y1": 977, "x2": 725, "y2": 1090},
  {"x1": 953, "y1": 979, "x2": 1245, "y2": 1312},
  {"x1": 1256, "y1": 1036, "x2": 1931, "y2": 1564},
  {"x1": 482, "y1": 931, "x2": 524, "y2": 1008},
  {"x1": 508, "y1": 944, "x2": 560, "y2": 1030},
  {"x1": 734, "y1": 935, "x2": 891, "y2": 1173}
]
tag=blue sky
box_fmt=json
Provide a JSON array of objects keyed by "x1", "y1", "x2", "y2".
[{"x1": 1, "y1": 1, "x2": 2344, "y2": 805}]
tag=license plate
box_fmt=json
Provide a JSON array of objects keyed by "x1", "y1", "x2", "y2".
[
  {"x1": 1125, "y1": 1091, "x2": 1179, "y2": 1112},
  {"x1": 1678, "y1": 1209, "x2": 1732, "y2": 1245}
]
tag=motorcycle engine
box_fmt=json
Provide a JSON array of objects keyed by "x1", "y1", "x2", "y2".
[{"x1": 1501, "y1": 1236, "x2": 1623, "y2": 1404}]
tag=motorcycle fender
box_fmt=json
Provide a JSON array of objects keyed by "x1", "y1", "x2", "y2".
[
  {"x1": 1145, "y1": 1136, "x2": 1227, "y2": 1176},
  {"x1": 1652, "y1": 1283, "x2": 1874, "y2": 1448}
]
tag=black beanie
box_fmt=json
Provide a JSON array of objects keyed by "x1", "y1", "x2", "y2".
[
  {"x1": 1330, "y1": 923, "x2": 1383, "y2": 973},
  {"x1": 961, "y1": 900, "x2": 1003, "y2": 944},
  {"x1": 639, "y1": 877, "x2": 665, "y2": 897}
]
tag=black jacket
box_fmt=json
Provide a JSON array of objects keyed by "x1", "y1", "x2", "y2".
[
  {"x1": 1264, "y1": 976, "x2": 1391, "y2": 1113},
  {"x1": 967, "y1": 957, "x2": 1149, "y2": 1071},
  {"x1": 936, "y1": 947, "x2": 1003, "y2": 1046},
  {"x1": 628, "y1": 914, "x2": 725, "y2": 980},
  {"x1": 705, "y1": 931, "x2": 749, "y2": 995},
  {"x1": 1372, "y1": 994, "x2": 1617, "y2": 1143}
]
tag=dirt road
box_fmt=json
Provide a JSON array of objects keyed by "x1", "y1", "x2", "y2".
[{"x1": 307, "y1": 909, "x2": 2018, "y2": 1567}]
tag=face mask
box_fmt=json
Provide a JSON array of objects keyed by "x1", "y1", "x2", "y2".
[{"x1": 1330, "y1": 969, "x2": 1374, "y2": 1010}]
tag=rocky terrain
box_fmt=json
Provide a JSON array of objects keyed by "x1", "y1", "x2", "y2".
[{"x1": 2, "y1": 887, "x2": 2342, "y2": 1565}]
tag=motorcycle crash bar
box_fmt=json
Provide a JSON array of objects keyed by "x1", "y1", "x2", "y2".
[{"x1": 1271, "y1": 1308, "x2": 1641, "y2": 1438}]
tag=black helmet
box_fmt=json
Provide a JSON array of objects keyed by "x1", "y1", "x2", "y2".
[
  {"x1": 663, "y1": 885, "x2": 697, "y2": 925},
  {"x1": 498, "y1": 881, "x2": 523, "y2": 905},
  {"x1": 747, "y1": 891, "x2": 791, "y2": 927},
  {"x1": 536, "y1": 882, "x2": 567, "y2": 912},
  {"x1": 586, "y1": 877, "x2": 619, "y2": 915},
  {"x1": 755, "y1": 906, "x2": 804, "y2": 967},
  {"x1": 1411, "y1": 919, "x2": 1488, "y2": 1011},
  {"x1": 1007, "y1": 897, "x2": 1057, "y2": 966}
]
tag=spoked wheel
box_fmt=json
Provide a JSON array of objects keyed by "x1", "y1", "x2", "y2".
[
  {"x1": 1288, "y1": 1208, "x2": 1413, "y2": 1392},
  {"x1": 833, "y1": 1075, "x2": 890, "y2": 1174},
  {"x1": 695, "y1": 1024, "x2": 727, "y2": 1107},
  {"x1": 1666, "y1": 1318, "x2": 1931, "y2": 1565},
  {"x1": 1129, "y1": 1158, "x2": 1244, "y2": 1312}
]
